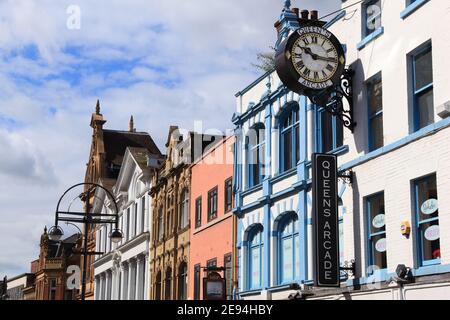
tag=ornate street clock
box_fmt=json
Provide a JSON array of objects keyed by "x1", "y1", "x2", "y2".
[{"x1": 276, "y1": 24, "x2": 346, "y2": 98}]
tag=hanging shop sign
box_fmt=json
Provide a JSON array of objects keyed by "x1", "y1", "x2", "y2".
[
  {"x1": 375, "y1": 238, "x2": 387, "y2": 253},
  {"x1": 424, "y1": 225, "x2": 440, "y2": 242},
  {"x1": 203, "y1": 271, "x2": 225, "y2": 300},
  {"x1": 372, "y1": 214, "x2": 385, "y2": 229},
  {"x1": 312, "y1": 153, "x2": 340, "y2": 287},
  {"x1": 421, "y1": 199, "x2": 438, "y2": 215}
]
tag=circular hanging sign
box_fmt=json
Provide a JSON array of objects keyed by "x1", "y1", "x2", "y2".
[
  {"x1": 372, "y1": 214, "x2": 385, "y2": 229},
  {"x1": 275, "y1": 23, "x2": 346, "y2": 97},
  {"x1": 421, "y1": 199, "x2": 438, "y2": 215},
  {"x1": 424, "y1": 225, "x2": 440, "y2": 241},
  {"x1": 375, "y1": 238, "x2": 387, "y2": 253}
]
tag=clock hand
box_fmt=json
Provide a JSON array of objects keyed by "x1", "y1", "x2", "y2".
[
  {"x1": 299, "y1": 46, "x2": 316, "y2": 59},
  {"x1": 315, "y1": 55, "x2": 337, "y2": 63},
  {"x1": 298, "y1": 47, "x2": 337, "y2": 63}
]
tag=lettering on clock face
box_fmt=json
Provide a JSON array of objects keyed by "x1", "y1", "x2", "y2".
[{"x1": 291, "y1": 33, "x2": 339, "y2": 89}]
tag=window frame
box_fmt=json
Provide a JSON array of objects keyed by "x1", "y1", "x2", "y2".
[
  {"x1": 179, "y1": 189, "x2": 189, "y2": 229},
  {"x1": 155, "y1": 271, "x2": 162, "y2": 300},
  {"x1": 247, "y1": 225, "x2": 263, "y2": 290},
  {"x1": 411, "y1": 42, "x2": 434, "y2": 132},
  {"x1": 316, "y1": 105, "x2": 344, "y2": 153},
  {"x1": 401, "y1": 0, "x2": 430, "y2": 19},
  {"x1": 165, "y1": 267, "x2": 172, "y2": 300},
  {"x1": 277, "y1": 213, "x2": 300, "y2": 285},
  {"x1": 158, "y1": 207, "x2": 164, "y2": 242},
  {"x1": 280, "y1": 106, "x2": 300, "y2": 173},
  {"x1": 224, "y1": 253, "x2": 233, "y2": 300},
  {"x1": 48, "y1": 278, "x2": 57, "y2": 300},
  {"x1": 224, "y1": 177, "x2": 233, "y2": 213},
  {"x1": 365, "y1": 192, "x2": 387, "y2": 273},
  {"x1": 367, "y1": 73, "x2": 384, "y2": 152},
  {"x1": 207, "y1": 186, "x2": 218, "y2": 222},
  {"x1": 126, "y1": 207, "x2": 130, "y2": 241},
  {"x1": 134, "y1": 202, "x2": 138, "y2": 237},
  {"x1": 193, "y1": 264, "x2": 201, "y2": 300},
  {"x1": 413, "y1": 173, "x2": 441, "y2": 267},
  {"x1": 178, "y1": 262, "x2": 188, "y2": 300},
  {"x1": 246, "y1": 124, "x2": 266, "y2": 188},
  {"x1": 141, "y1": 197, "x2": 145, "y2": 233},
  {"x1": 195, "y1": 196, "x2": 202, "y2": 228},
  {"x1": 362, "y1": 0, "x2": 382, "y2": 38}
]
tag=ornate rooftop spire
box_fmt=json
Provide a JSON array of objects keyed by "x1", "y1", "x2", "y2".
[
  {"x1": 129, "y1": 115, "x2": 135, "y2": 132},
  {"x1": 95, "y1": 99, "x2": 100, "y2": 115}
]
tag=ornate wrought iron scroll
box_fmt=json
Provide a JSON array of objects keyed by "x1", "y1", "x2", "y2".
[{"x1": 311, "y1": 68, "x2": 356, "y2": 132}]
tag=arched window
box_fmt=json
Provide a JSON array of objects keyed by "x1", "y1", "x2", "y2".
[
  {"x1": 280, "y1": 106, "x2": 300, "y2": 172},
  {"x1": 179, "y1": 189, "x2": 189, "y2": 229},
  {"x1": 178, "y1": 262, "x2": 188, "y2": 300},
  {"x1": 247, "y1": 225, "x2": 263, "y2": 290},
  {"x1": 278, "y1": 214, "x2": 300, "y2": 284},
  {"x1": 165, "y1": 267, "x2": 172, "y2": 300},
  {"x1": 158, "y1": 208, "x2": 164, "y2": 241},
  {"x1": 246, "y1": 124, "x2": 266, "y2": 188},
  {"x1": 155, "y1": 271, "x2": 162, "y2": 300}
]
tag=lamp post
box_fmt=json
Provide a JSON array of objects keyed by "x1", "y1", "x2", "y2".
[{"x1": 48, "y1": 182, "x2": 123, "y2": 300}]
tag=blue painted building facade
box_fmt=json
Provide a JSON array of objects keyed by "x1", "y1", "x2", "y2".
[{"x1": 231, "y1": 2, "x2": 347, "y2": 299}]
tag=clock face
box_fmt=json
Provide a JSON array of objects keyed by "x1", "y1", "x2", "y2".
[
  {"x1": 275, "y1": 24, "x2": 346, "y2": 95},
  {"x1": 291, "y1": 33, "x2": 339, "y2": 87}
]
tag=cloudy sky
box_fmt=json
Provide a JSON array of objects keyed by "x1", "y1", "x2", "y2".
[{"x1": 0, "y1": 0, "x2": 340, "y2": 278}]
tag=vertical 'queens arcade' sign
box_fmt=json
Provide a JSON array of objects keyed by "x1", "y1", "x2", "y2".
[{"x1": 312, "y1": 153, "x2": 340, "y2": 287}]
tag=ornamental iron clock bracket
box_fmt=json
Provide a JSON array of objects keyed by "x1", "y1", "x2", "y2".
[
  {"x1": 340, "y1": 259, "x2": 356, "y2": 279},
  {"x1": 310, "y1": 68, "x2": 356, "y2": 132},
  {"x1": 338, "y1": 169, "x2": 353, "y2": 185}
]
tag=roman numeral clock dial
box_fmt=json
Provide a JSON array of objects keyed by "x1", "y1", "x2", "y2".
[
  {"x1": 292, "y1": 34, "x2": 338, "y2": 86},
  {"x1": 275, "y1": 24, "x2": 346, "y2": 98}
]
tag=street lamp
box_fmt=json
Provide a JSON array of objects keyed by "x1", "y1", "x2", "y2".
[
  {"x1": 48, "y1": 225, "x2": 64, "y2": 241},
  {"x1": 109, "y1": 228, "x2": 123, "y2": 243},
  {"x1": 49, "y1": 182, "x2": 123, "y2": 300}
]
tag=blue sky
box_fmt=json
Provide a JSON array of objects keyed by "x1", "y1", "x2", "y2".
[{"x1": 0, "y1": 0, "x2": 340, "y2": 278}]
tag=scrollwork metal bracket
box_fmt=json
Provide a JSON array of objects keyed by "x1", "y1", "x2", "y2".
[
  {"x1": 311, "y1": 68, "x2": 356, "y2": 132},
  {"x1": 338, "y1": 170, "x2": 353, "y2": 185},
  {"x1": 340, "y1": 259, "x2": 356, "y2": 279}
]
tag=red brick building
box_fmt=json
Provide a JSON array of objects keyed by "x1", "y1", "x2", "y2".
[{"x1": 23, "y1": 227, "x2": 82, "y2": 300}]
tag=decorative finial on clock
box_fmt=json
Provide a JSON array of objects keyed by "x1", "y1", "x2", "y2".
[{"x1": 284, "y1": 0, "x2": 291, "y2": 10}]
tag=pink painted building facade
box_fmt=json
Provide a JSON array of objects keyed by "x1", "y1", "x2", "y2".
[{"x1": 188, "y1": 136, "x2": 235, "y2": 300}]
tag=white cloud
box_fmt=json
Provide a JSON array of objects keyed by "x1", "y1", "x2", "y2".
[{"x1": 0, "y1": 130, "x2": 58, "y2": 184}]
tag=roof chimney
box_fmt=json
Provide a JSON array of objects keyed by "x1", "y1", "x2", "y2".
[
  {"x1": 300, "y1": 10, "x2": 309, "y2": 20},
  {"x1": 310, "y1": 10, "x2": 319, "y2": 21}
]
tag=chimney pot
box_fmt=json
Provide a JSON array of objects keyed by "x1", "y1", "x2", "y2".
[
  {"x1": 300, "y1": 10, "x2": 309, "y2": 20},
  {"x1": 292, "y1": 8, "x2": 299, "y2": 17},
  {"x1": 310, "y1": 10, "x2": 319, "y2": 21}
]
